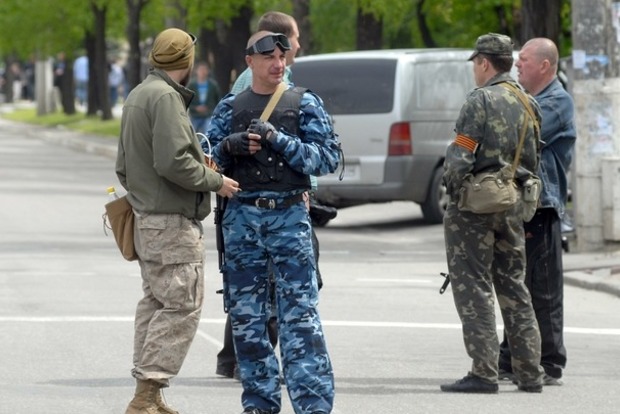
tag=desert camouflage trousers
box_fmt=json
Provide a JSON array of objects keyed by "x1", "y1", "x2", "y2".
[
  {"x1": 131, "y1": 212, "x2": 205, "y2": 386},
  {"x1": 222, "y1": 199, "x2": 334, "y2": 414},
  {"x1": 444, "y1": 203, "x2": 544, "y2": 385}
]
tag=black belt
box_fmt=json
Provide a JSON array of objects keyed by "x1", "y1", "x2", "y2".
[{"x1": 237, "y1": 193, "x2": 305, "y2": 209}]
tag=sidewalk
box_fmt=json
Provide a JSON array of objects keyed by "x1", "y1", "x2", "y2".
[{"x1": 2, "y1": 103, "x2": 620, "y2": 299}]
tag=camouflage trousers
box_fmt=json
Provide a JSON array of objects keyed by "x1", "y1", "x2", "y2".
[
  {"x1": 222, "y1": 199, "x2": 334, "y2": 414},
  {"x1": 131, "y1": 212, "x2": 205, "y2": 386},
  {"x1": 444, "y1": 203, "x2": 544, "y2": 385}
]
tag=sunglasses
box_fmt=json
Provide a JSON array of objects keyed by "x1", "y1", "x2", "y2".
[{"x1": 246, "y1": 33, "x2": 291, "y2": 56}]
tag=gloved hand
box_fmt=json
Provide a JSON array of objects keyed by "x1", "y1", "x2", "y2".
[
  {"x1": 248, "y1": 118, "x2": 277, "y2": 145},
  {"x1": 223, "y1": 132, "x2": 251, "y2": 156}
]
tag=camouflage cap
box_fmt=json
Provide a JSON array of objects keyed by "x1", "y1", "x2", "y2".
[{"x1": 468, "y1": 33, "x2": 513, "y2": 61}]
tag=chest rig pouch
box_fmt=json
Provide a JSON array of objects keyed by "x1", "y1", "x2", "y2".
[{"x1": 230, "y1": 87, "x2": 311, "y2": 192}]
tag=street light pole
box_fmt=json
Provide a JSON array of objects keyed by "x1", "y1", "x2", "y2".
[{"x1": 572, "y1": 0, "x2": 620, "y2": 251}]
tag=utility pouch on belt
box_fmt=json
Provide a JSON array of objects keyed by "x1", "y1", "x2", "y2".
[
  {"x1": 457, "y1": 165, "x2": 518, "y2": 214},
  {"x1": 103, "y1": 196, "x2": 138, "y2": 261},
  {"x1": 521, "y1": 175, "x2": 542, "y2": 222}
]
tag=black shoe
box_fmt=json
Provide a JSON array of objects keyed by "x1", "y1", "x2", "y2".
[
  {"x1": 543, "y1": 374, "x2": 563, "y2": 386},
  {"x1": 215, "y1": 364, "x2": 235, "y2": 378},
  {"x1": 440, "y1": 373, "x2": 498, "y2": 394},
  {"x1": 498, "y1": 368, "x2": 515, "y2": 381},
  {"x1": 233, "y1": 365, "x2": 241, "y2": 381},
  {"x1": 517, "y1": 382, "x2": 543, "y2": 393}
]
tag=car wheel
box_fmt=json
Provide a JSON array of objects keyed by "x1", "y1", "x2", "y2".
[{"x1": 420, "y1": 167, "x2": 448, "y2": 224}]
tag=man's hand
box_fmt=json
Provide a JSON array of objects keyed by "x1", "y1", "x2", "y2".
[
  {"x1": 248, "y1": 118, "x2": 277, "y2": 145},
  {"x1": 216, "y1": 175, "x2": 241, "y2": 198},
  {"x1": 222, "y1": 132, "x2": 251, "y2": 156}
]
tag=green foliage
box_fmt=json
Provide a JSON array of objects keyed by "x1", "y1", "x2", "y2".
[
  {"x1": 310, "y1": 0, "x2": 356, "y2": 52},
  {"x1": 0, "y1": 0, "x2": 575, "y2": 71}
]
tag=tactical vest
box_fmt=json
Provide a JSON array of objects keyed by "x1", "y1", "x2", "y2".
[{"x1": 230, "y1": 87, "x2": 311, "y2": 192}]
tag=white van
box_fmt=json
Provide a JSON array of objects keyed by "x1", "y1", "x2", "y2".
[{"x1": 292, "y1": 49, "x2": 477, "y2": 224}]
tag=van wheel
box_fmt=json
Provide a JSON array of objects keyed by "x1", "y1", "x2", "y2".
[{"x1": 420, "y1": 167, "x2": 448, "y2": 224}]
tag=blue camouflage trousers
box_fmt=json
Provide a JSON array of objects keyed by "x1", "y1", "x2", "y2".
[
  {"x1": 222, "y1": 198, "x2": 334, "y2": 414},
  {"x1": 444, "y1": 203, "x2": 544, "y2": 386}
]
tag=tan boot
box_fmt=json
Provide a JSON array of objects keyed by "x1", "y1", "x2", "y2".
[
  {"x1": 155, "y1": 389, "x2": 179, "y2": 414},
  {"x1": 125, "y1": 379, "x2": 161, "y2": 414}
]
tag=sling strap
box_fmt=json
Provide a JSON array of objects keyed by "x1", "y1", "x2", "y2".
[
  {"x1": 500, "y1": 82, "x2": 539, "y2": 177},
  {"x1": 260, "y1": 82, "x2": 287, "y2": 122}
]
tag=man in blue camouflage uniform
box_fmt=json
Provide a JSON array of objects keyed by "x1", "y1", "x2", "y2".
[
  {"x1": 440, "y1": 33, "x2": 545, "y2": 394},
  {"x1": 205, "y1": 31, "x2": 339, "y2": 414}
]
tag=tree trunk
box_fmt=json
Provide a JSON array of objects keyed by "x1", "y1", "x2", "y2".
[
  {"x1": 212, "y1": 4, "x2": 252, "y2": 94},
  {"x1": 125, "y1": 0, "x2": 147, "y2": 94},
  {"x1": 61, "y1": 60, "x2": 76, "y2": 115},
  {"x1": 92, "y1": 2, "x2": 112, "y2": 120},
  {"x1": 356, "y1": 8, "x2": 382, "y2": 50},
  {"x1": 85, "y1": 32, "x2": 98, "y2": 116},
  {"x1": 416, "y1": 0, "x2": 436, "y2": 47},
  {"x1": 199, "y1": 27, "x2": 217, "y2": 70},
  {"x1": 293, "y1": 0, "x2": 312, "y2": 56},
  {"x1": 2, "y1": 57, "x2": 15, "y2": 103},
  {"x1": 521, "y1": 0, "x2": 561, "y2": 46}
]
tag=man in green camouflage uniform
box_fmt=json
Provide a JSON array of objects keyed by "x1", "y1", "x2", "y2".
[{"x1": 440, "y1": 33, "x2": 545, "y2": 394}]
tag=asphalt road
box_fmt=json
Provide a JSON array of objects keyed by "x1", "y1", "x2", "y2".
[{"x1": 1, "y1": 118, "x2": 619, "y2": 414}]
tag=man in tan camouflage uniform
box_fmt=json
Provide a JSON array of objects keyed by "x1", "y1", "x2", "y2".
[
  {"x1": 116, "y1": 28, "x2": 239, "y2": 413},
  {"x1": 440, "y1": 33, "x2": 545, "y2": 394}
]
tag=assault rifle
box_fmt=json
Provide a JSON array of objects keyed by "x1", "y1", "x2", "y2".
[{"x1": 214, "y1": 194, "x2": 228, "y2": 312}]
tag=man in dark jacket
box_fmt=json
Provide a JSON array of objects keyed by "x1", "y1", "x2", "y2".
[{"x1": 498, "y1": 37, "x2": 575, "y2": 386}]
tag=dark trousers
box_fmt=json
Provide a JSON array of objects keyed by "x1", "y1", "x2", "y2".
[
  {"x1": 216, "y1": 227, "x2": 322, "y2": 370},
  {"x1": 499, "y1": 208, "x2": 567, "y2": 378},
  {"x1": 216, "y1": 314, "x2": 278, "y2": 371}
]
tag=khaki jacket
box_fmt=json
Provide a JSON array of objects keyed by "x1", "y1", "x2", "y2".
[{"x1": 116, "y1": 69, "x2": 222, "y2": 220}]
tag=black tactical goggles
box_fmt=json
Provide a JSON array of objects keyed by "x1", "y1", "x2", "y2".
[{"x1": 246, "y1": 33, "x2": 291, "y2": 56}]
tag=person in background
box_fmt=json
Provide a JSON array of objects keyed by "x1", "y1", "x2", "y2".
[
  {"x1": 440, "y1": 33, "x2": 544, "y2": 394},
  {"x1": 188, "y1": 61, "x2": 222, "y2": 134},
  {"x1": 52, "y1": 52, "x2": 66, "y2": 110},
  {"x1": 73, "y1": 54, "x2": 88, "y2": 107},
  {"x1": 498, "y1": 37, "x2": 575, "y2": 386},
  {"x1": 207, "y1": 30, "x2": 339, "y2": 414},
  {"x1": 108, "y1": 58, "x2": 125, "y2": 107},
  {"x1": 116, "y1": 27, "x2": 239, "y2": 414}
]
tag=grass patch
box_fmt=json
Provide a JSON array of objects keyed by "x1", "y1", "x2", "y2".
[{"x1": 1, "y1": 108, "x2": 120, "y2": 138}]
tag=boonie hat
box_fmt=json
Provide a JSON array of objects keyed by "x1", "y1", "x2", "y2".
[
  {"x1": 468, "y1": 33, "x2": 513, "y2": 61},
  {"x1": 149, "y1": 28, "x2": 196, "y2": 70}
]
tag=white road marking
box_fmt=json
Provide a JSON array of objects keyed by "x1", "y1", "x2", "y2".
[
  {"x1": 1, "y1": 316, "x2": 618, "y2": 335},
  {"x1": 357, "y1": 278, "x2": 432, "y2": 284}
]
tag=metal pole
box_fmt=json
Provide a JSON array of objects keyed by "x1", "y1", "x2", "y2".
[{"x1": 572, "y1": 0, "x2": 620, "y2": 250}]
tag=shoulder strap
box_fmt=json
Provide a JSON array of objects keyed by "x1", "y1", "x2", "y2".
[
  {"x1": 500, "y1": 82, "x2": 538, "y2": 176},
  {"x1": 260, "y1": 82, "x2": 287, "y2": 122}
]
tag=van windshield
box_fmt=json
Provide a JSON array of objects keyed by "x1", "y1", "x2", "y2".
[{"x1": 291, "y1": 59, "x2": 396, "y2": 115}]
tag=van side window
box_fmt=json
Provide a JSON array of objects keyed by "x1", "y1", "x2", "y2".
[
  {"x1": 412, "y1": 62, "x2": 474, "y2": 111},
  {"x1": 292, "y1": 59, "x2": 397, "y2": 115}
]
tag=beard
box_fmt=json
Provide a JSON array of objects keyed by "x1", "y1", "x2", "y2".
[{"x1": 180, "y1": 68, "x2": 191, "y2": 87}]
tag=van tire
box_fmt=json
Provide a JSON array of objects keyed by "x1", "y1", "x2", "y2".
[{"x1": 420, "y1": 167, "x2": 447, "y2": 224}]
